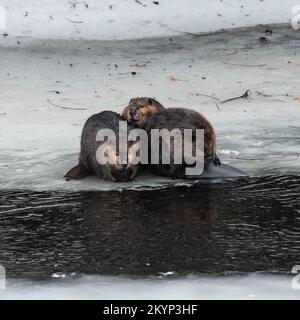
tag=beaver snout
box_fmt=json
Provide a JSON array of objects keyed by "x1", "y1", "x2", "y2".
[
  {"x1": 128, "y1": 107, "x2": 140, "y2": 123},
  {"x1": 129, "y1": 107, "x2": 138, "y2": 117},
  {"x1": 111, "y1": 167, "x2": 134, "y2": 182}
]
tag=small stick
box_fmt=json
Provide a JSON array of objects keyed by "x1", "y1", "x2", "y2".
[
  {"x1": 197, "y1": 93, "x2": 220, "y2": 101},
  {"x1": 257, "y1": 91, "x2": 291, "y2": 98},
  {"x1": 289, "y1": 125, "x2": 300, "y2": 130},
  {"x1": 256, "y1": 91, "x2": 286, "y2": 102},
  {"x1": 215, "y1": 103, "x2": 220, "y2": 111},
  {"x1": 46, "y1": 90, "x2": 61, "y2": 94},
  {"x1": 130, "y1": 61, "x2": 151, "y2": 67},
  {"x1": 221, "y1": 50, "x2": 238, "y2": 56},
  {"x1": 222, "y1": 61, "x2": 266, "y2": 67},
  {"x1": 159, "y1": 23, "x2": 226, "y2": 38},
  {"x1": 221, "y1": 90, "x2": 250, "y2": 104},
  {"x1": 47, "y1": 99, "x2": 87, "y2": 110},
  {"x1": 256, "y1": 90, "x2": 273, "y2": 97},
  {"x1": 65, "y1": 17, "x2": 83, "y2": 23}
]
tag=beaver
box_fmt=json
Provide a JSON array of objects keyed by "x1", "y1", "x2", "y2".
[
  {"x1": 145, "y1": 108, "x2": 221, "y2": 178},
  {"x1": 122, "y1": 97, "x2": 165, "y2": 128},
  {"x1": 64, "y1": 111, "x2": 140, "y2": 182},
  {"x1": 123, "y1": 98, "x2": 220, "y2": 176}
]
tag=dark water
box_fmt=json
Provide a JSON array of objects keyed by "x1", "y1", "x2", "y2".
[{"x1": 0, "y1": 175, "x2": 299, "y2": 280}]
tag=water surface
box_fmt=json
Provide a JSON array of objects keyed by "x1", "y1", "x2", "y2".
[{"x1": 0, "y1": 175, "x2": 299, "y2": 280}]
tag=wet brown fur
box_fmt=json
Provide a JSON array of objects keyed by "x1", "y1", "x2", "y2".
[
  {"x1": 64, "y1": 111, "x2": 140, "y2": 182},
  {"x1": 122, "y1": 97, "x2": 165, "y2": 128},
  {"x1": 145, "y1": 107, "x2": 220, "y2": 177}
]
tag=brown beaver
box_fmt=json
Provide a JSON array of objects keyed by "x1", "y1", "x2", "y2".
[
  {"x1": 64, "y1": 111, "x2": 140, "y2": 182},
  {"x1": 122, "y1": 98, "x2": 220, "y2": 177},
  {"x1": 145, "y1": 108, "x2": 221, "y2": 178},
  {"x1": 121, "y1": 97, "x2": 165, "y2": 128}
]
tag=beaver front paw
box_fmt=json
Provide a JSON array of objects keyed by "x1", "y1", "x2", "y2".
[{"x1": 213, "y1": 155, "x2": 221, "y2": 166}]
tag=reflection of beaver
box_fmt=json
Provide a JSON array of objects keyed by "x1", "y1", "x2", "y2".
[
  {"x1": 145, "y1": 108, "x2": 220, "y2": 177},
  {"x1": 122, "y1": 97, "x2": 165, "y2": 128},
  {"x1": 64, "y1": 111, "x2": 140, "y2": 182}
]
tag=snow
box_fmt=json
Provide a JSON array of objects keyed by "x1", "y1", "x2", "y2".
[
  {"x1": 1, "y1": 274, "x2": 299, "y2": 300},
  {"x1": 0, "y1": 0, "x2": 299, "y2": 45}
]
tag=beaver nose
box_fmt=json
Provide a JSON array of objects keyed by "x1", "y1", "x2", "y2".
[{"x1": 129, "y1": 108, "x2": 138, "y2": 117}]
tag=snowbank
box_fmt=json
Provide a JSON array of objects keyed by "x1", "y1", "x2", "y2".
[
  {"x1": 1, "y1": 274, "x2": 299, "y2": 300},
  {"x1": 0, "y1": 0, "x2": 299, "y2": 44}
]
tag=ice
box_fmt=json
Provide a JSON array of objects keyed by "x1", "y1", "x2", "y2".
[
  {"x1": 0, "y1": 0, "x2": 299, "y2": 43},
  {"x1": 0, "y1": 25, "x2": 299, "y2": 191},
  {"x1": 0, "y1": 274, "x2": 299, "y2": 300}
]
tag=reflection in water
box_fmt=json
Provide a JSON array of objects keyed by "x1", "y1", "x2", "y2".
[{"x1": 0, "y1": 175, "x2": 299, "y2": 279}]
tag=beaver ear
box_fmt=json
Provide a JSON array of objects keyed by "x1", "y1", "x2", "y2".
[{"x1": 148, "y1": 98, "x2": 153, "y2": 106}]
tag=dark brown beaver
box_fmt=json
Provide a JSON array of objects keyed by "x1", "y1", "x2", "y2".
[
  {"x1": 145, "y1": 108, "x2": 220, "y2": 178},
  {"x1": 122, "y1": 97, "x2": 165, "y2": 128},
  {"x1": 64, "y1": 111, "x2": 140, "y2": 182}
]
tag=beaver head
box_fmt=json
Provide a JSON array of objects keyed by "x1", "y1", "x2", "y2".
[
  {"x1": 101, "y1": 142, "x2": 140, "y2": 182},
  {"x1": 122, "y1": 97, "x2": 165, "y2": 128}
]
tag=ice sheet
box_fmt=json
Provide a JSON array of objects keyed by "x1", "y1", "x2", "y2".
[
  {"x1": 0, "y1": 25, "x2": 300, "y2": 191},
  {"x1": 1, "y1": 274, "x2": 299, "y2": 300}
]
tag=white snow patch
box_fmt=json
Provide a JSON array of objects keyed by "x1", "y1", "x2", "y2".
[
  {"x1": 0, "y1": 0, "x2": 299, "y2": 44},
  {"x1": 0, "y1": 274, "x2": 299, "y2": 300},
  {"x1": 219, "y1": 150, "x2": 240, "y2": 156}
]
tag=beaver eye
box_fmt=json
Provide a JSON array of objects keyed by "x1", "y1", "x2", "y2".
[{"x1": 138, "y1": 104, "x2": 144, "y2": 109}]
